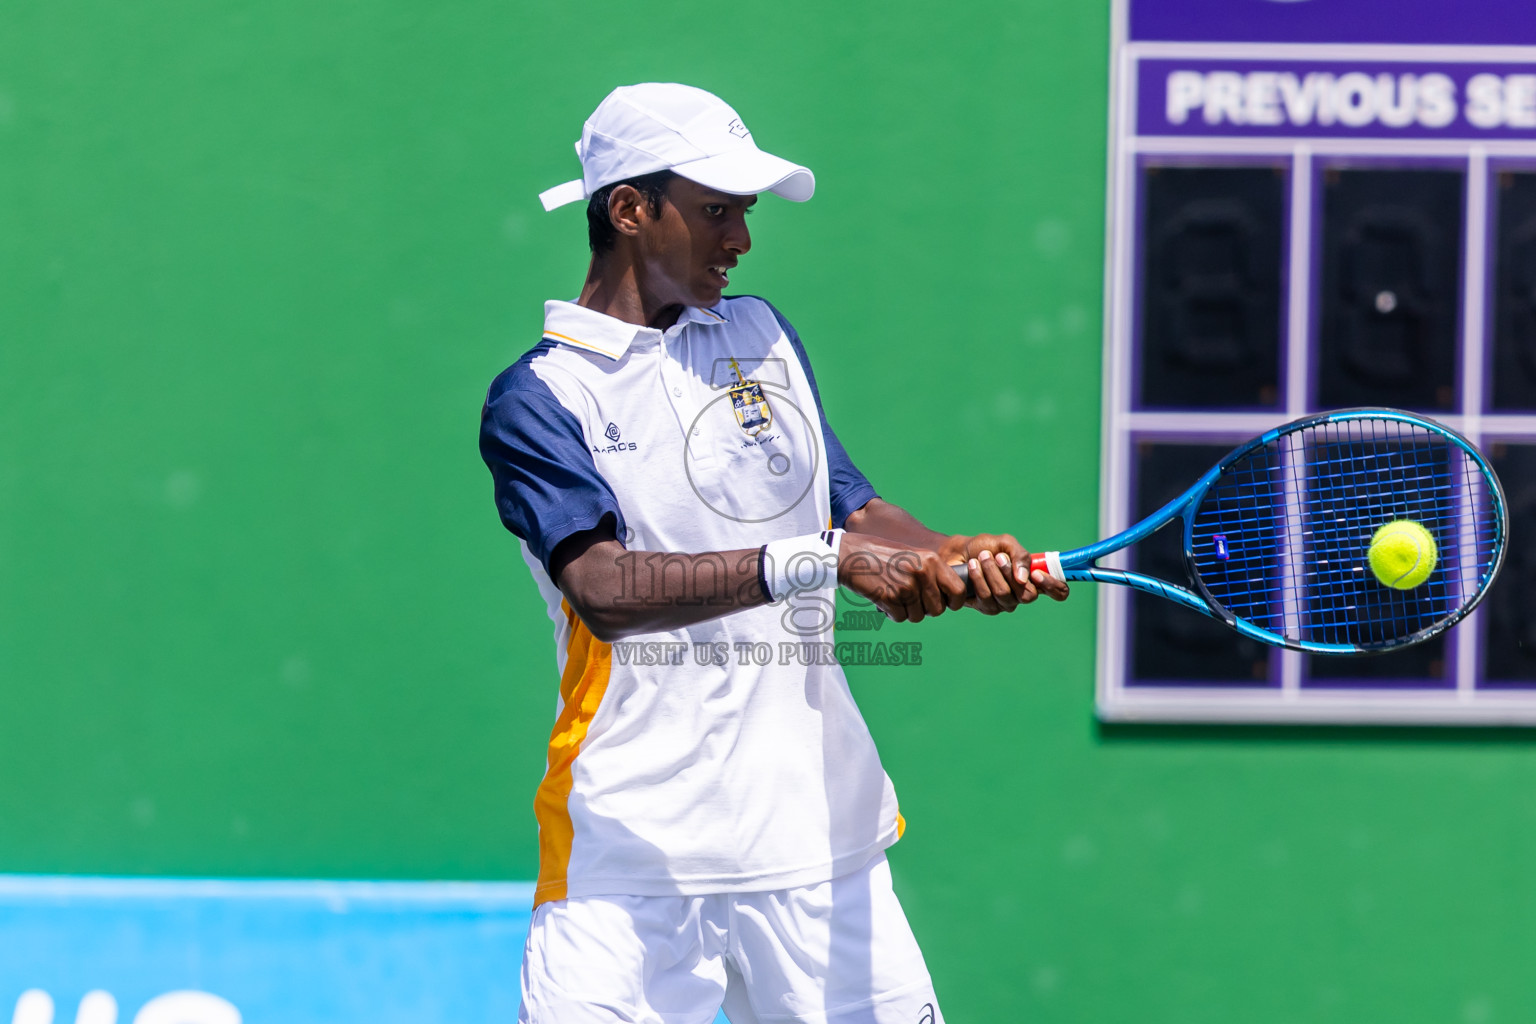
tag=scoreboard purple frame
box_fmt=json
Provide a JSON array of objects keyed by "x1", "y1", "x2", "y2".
[{"x1": 1100, "y1": 0, "x2": 1536, "y2": 723}]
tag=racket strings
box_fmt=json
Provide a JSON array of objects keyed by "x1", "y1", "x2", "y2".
[{"x1": 1187, "y1": 417, "x2": 1501, "y2": 648}]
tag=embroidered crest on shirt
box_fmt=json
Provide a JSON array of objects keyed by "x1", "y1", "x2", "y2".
[{"x1": 726, "y1": 357, "x2": 773, "y2": 436}]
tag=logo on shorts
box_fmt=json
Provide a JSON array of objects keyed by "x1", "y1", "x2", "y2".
[
  {"x1": 916, "y1": 1004, "x2": 936, "y2": 1024},
  {"x1": 605, "y1": 422, "x2": 621, "y2": 442},
  {"x1": 726, "y1": 118, "x2": 750, "y2": 138}
]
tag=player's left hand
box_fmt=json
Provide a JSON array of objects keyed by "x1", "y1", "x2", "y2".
[{"x1": 938, "y1": 534, "x2": 1070, "y2": 614}]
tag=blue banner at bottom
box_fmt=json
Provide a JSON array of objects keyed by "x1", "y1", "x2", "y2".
[{"x1": 1, "y1": 875, "x2": 539, "y2": 1023}]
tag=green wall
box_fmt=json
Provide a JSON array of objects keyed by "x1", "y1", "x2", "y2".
[{"x1": 3, "y1": 1, "x2": 1534, "y2": 1021}]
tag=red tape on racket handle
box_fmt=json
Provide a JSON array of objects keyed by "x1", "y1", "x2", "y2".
[{"x1": 947, "y1": 551, "x2": 1064, "y2": 595}]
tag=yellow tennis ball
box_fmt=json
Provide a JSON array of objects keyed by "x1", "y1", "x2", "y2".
[{"x1": 1368, "y1": 520, "x2": 1438, "y2": 589}]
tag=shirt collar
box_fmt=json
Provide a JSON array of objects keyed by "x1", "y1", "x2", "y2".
[
  {"x1": 542, "y1": 300, "x2": 731, "y2": 360},
  {"x1": 678, "y1": 304, "x2": 732, "y2": 328}
]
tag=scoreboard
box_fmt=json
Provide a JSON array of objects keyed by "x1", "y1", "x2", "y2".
[{"x1": 1101, "y1": 0, "x2": 1536, "y2": 722}]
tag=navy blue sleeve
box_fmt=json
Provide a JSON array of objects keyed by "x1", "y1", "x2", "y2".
[
  {"x1": 757, "y1": 300, "x2": 879, "y2": 529},
  {"x1": 479, "y1": 366, "x2": 625, "y2": 574}
]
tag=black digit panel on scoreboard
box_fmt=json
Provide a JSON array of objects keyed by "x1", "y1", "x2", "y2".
[
  {"x1": 1482, "y1": 443, "x2": 1536, "y2": 684},
  {"x1": 1102, "y1": 0, "x2": 1536, "y2": 723},
  {"x1": 1139, "y1": 166, "x2": 1285, "y2": 410},
  {"x1": 1128, "y1": 441, "x2": 1273, "y2": 684},
  {"x1": 1317, "y1": 168, "x2": 1464, "y2": 412},
  {"x1": 1492, "y1": 173, "x2": 1536, "y2": 410}
]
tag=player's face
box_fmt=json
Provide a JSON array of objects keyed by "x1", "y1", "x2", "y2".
[{"x1": 637, "y1": 178, "x2": 755, "y2": 310}]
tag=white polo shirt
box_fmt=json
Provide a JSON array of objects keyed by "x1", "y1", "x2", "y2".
[{"x1": 480, "y1": 295, "x2": 902, "y2": 906}]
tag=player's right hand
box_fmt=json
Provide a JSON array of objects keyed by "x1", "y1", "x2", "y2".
[{"x1": 837, "y1": 534, "x2": 967, "y2": 623}]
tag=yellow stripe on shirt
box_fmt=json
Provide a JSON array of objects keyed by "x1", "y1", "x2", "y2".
[{"x1": 533, "y1": 600, "x2": 613, "y2": 906}]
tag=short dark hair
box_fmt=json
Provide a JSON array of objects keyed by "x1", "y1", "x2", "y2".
[{"x1": 587, "y1": 170, "x2": 676, "y2": 254}]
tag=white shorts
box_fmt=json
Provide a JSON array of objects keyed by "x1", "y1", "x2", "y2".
[{"x1": 518, "y1": 852, "x2": 944, "y2": 1024}]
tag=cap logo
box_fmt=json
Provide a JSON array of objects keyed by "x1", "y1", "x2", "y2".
[{"x1": 726, "y1": 118, "x2": 751, "y2": 139}]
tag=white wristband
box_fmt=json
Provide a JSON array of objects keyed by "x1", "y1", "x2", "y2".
[{"x1": 759, "y1": 530, "x2": 843, "y2": 603}]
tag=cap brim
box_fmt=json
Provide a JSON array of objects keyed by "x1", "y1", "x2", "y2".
[{"x1": 671, "y1": 148, "x2": 815, "y2": 202}]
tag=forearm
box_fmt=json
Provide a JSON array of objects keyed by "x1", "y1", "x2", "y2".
[
  {"x1": 841, "y1": 497, "x2": 1070, "y2": 610},
  {"x1": 551, "y1": 509, "x2": 985, "y2": 639},
  {"x1": 843, "y1": 498, "x2": 959, "y2": 559},
  {"x1": 556, "y1": 539, "x2": 771, "y2": 642}
]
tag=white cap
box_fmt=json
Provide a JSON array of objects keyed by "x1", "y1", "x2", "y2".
[{"x1": 538, "y1": 83, "x2": 816, "y2": 212}]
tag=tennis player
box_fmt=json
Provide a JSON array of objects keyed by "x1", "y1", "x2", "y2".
[{"x1": 481, "y1": 82, "x2": 1068, "y2": 1024}]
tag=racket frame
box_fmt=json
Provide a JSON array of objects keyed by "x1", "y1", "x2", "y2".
[{"x1": 1045, "y1": 408, "x2": 1508, "y2": 655}]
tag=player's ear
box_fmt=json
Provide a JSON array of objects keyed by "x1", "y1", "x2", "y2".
[{"x1": 607, "y1": 185, "x2": 647, "y2": 239}]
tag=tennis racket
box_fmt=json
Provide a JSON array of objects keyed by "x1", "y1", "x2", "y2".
[{"x1": 953, "y1": 408, "x2": 1508, "y2": 654}]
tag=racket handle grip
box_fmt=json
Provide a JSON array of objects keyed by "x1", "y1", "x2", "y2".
[{"x1": 947, "y1": 551, "x2": 1064, "y2": 593}]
